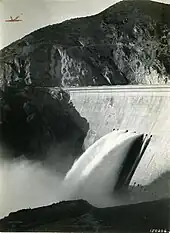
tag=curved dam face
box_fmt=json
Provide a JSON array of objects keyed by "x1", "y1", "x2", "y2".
[{"x1": 62, "y1": 85, "x2": 170, "y2": 188}]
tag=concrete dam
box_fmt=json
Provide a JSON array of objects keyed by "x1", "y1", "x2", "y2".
[
  {"x1": 61, "y1": 85, "x2": 170, "y2": 189},
  {"x1": 1, "y1": 85, "x2": 170, "y2": 218}
]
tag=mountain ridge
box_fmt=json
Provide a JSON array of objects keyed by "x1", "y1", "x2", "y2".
[
  {"x1": 0, "y1": 0, "x2": 170, "y2": 88},
  {"x1": 0, "y1": 0, "x2": 170, "y2": 157}
]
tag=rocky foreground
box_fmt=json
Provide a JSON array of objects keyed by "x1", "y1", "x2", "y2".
[
  {"x1": 0, "y1": 198, "x2": 169, "y2": 232},
  {"x1": 0, "y1": 0, "x2": 170, "y2": 88}
]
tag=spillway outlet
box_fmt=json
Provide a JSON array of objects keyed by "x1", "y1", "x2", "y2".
[{"x1": 114, "y1": 133, "x2": 152, "y2": 192}]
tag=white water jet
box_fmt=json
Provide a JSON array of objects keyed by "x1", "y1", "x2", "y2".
[
  {"x1": 62, "y1": 130, "x2": 143, "y2": 207},
  {"x1": 0, "y1": 129, "x2": 146, "y2": 218}
]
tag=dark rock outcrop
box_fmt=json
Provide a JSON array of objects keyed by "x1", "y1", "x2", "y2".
[
  {"x1": 0, "y1": 87, "x2": 89, "y2": 159},
  {"x1": 0, "y1": 0, "x2": 170, "y2": 88},
  {"x1": 0, "y1": 198, "x2": 169, "y2": 232}
]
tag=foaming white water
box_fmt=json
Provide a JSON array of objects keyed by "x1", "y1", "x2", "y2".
[
  {"x1": 0, "y1": 157, "x2": 65, "y2": 219},
  {"x1": 0, "y1": 130, "x2": 144, "y2": 218},
  {"x1": 63, "y1": 130, "x2": 143, "y2": 207}
]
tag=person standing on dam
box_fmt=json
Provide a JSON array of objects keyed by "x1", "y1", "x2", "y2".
[{"x1": 164, "y1": 77, "x2": 168, "y2": 84}]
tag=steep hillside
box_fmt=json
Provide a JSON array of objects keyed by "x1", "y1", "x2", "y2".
[
  {"x1": 0, "y1": 87, "x2": 89, "y2": 159},
  {"x1": 0, "y1": 0, "x2": 170, "y2": 158},
  {"x1": 0, "y1": 0, "x2": 170, "y2": 88}
]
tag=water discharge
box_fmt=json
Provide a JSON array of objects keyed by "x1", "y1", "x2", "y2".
[
  {"x1": 62, "y1": 130, "x2": 144, "y2": 207},
  {"x1": 0, "y1": 158, "x2": 65, "y2": 219},
  {"x1": 0, "y1": 130, "x2": 146, "y2": 218}
]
